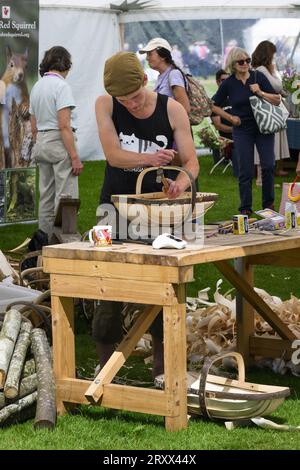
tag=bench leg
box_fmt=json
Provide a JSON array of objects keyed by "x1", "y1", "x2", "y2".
[
  {"x1": 164, "y1": 285, "x2": 187, "y2": 431},
  {"x1": 51, "y1": 296, "x2": 75, "y2": 415}
]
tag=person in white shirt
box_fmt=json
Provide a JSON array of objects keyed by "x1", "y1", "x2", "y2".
[{"x1": 29, "y1": 46, "x2": 83, "y2": 238}]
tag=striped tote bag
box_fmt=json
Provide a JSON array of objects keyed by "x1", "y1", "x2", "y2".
[{"x1": 249, "y1": 95, "x2": 289, "y2": 134}]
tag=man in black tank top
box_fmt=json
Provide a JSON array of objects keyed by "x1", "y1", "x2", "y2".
[{"x1": 92, "y1": 51, "x2": 199, "y2": 379}]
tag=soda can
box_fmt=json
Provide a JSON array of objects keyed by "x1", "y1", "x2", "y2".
[
  {"x1": 233, "y1": 215, "x2": 249, "y2": 235},
  {"x1": 285, "y1": 202, "x2": 296, "y2": 229}
]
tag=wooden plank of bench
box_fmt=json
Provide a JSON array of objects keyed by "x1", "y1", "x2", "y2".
[
  {"x1": 50, "y1": 273, "x2": 177, "y2": 305},
  {"x1": 214, "y1": 260, "x2": 295, "y2": 341},
  {"x1": 249, "y1": 336, "x2": 294, "y2": 359},
  {"x1": 57, "y1": 378, "x2": 170, "y2": 415},
  {"x1": 43, "y1": 257, "x2": 194, "y2": 284}
]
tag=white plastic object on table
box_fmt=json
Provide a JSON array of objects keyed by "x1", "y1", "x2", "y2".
[{"x1": 152, "y1": 233, "x2": 187, "y2": 250}]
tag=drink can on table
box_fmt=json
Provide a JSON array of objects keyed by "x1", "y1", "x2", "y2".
[{"x1": 233, "y1": 215, "x2": 249, "y2": 235}]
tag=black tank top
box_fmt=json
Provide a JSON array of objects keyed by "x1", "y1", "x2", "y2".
[{"x1": 100, "y1": 93, "x2": 174, "y2": 204}]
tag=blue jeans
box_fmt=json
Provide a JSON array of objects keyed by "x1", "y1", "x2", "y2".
[{"x1": 233, "y1": 123, "x2": 275, "y2": 212}]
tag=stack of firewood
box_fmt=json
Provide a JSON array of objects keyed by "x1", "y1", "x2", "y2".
[{"x1": 0, "y1": 309, "x2": 56, "y2": 428}]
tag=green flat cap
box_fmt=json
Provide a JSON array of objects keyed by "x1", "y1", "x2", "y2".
[{"x1": 104, "y1": 51, "x2": 145, "y2": 97}]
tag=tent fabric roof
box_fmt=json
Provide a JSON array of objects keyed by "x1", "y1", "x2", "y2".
[
  {"x1": 40, "y1": 1, "x2": 300, "y2": 9},
  {"x1": 40, "y1": 1, "x2": 300, "y2": 21},
  {"x1": 38, "y1": 1, "x2": 300, "y2": 161}
]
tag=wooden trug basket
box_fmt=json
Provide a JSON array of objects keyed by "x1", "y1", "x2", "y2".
[{"x1": 111, "y1": 166, "x2": 218, "y2": 228}]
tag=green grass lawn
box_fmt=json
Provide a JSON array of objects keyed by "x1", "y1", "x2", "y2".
[{"x1": 0, "y1": 157, "x2": 300, "y2": 449}]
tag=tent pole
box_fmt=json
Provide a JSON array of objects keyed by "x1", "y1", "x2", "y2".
[
  {"x1": 119, "y1": 21, "x2": 125, "y2": 50},
  {"x1": 290, "y1": 29, "x2": 300, "y2": 64},
  {"x1": 219, "y1": 19, "x2": 224, "y2": 67}
]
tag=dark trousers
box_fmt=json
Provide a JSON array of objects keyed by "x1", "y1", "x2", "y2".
[
  {"x1": 233, "y1": 123, "x2": 275, "y2": 212},
  {"x1": 92, "y1": 300, "x2": 163, "y2": 344}
]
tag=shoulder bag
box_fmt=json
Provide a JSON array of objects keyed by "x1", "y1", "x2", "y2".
[{"x1": 249, "y1": 71, "x2": 289, "y2": 134}]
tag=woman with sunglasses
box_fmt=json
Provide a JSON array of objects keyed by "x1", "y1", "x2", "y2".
[{"x1": 213, "y1": 47, "x2": 280, "y2": 215}]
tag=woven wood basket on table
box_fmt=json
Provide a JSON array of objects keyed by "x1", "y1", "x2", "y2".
[{"x1": 111, "y1": 166, "x2": 218, "y2": 229}]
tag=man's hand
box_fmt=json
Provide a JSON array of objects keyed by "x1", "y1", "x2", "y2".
[
  {"x1": 163, "y1": 177, "x2": 189, "y2": 199},
  {"x1": 71, "y1": 156, "x2": 84, "y2": 176},
  {"x1": 149, "y1": 149, "x2": 176, "y2": 167},
  {"x1": 230, "y1": 115, "x2": 241, "y2": 126}
]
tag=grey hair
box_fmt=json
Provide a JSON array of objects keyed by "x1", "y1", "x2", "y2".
[{"x1": 225, "y1": 47, "x2": 250, "y2": 74}]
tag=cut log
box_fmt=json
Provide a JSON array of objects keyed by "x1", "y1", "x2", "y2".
[
  {"x1": 0, "y1": 309, "x2": 22, "y2": 388},
  {"x1": 0, "y1": 309, "x2": 22, "y2": 342},
  {"x1": 31, "y1": 328, "x2": 56, "y2": 430},
  {"x1": 0, "y1": 373, "x2": 37, "y2": 409},
  {"x1": 19, "y1": 373, "x2": 37, "y2": 398},
  {"x1": 0, "y1": 391, "x2": 37, "y2": 425},
  {"x1": 23, "y1": 358, "x2": 36, "y2": 377},
  {"x1": 0, "y1": 391, "x2": 4, "y2": 409},
  {"x1": 4, "y1": 321, "x2": 32, "y2": 399}
]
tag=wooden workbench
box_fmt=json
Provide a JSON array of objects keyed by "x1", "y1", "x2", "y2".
[{"x1": 43, "y1": 231, "x2": 300, "y2": 431}]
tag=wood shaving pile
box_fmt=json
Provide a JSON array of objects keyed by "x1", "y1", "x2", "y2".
[
  {"x1": 186, "y1": 280, "x2": 300, "y2": 375},
  {"x1": 124, "y1": 279, "x2": 300, "y2": 376}
]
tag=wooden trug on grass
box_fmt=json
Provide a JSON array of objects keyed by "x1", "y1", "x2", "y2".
[{"x1": 50, "y1": 196, "x2": 81, "y2": 244}]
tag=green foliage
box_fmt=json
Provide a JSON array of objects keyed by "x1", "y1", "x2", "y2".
[{"x1": 282, "y1": 69, "x2": 300, "y2": 94}]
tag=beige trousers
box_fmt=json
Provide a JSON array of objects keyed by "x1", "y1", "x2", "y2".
[{"x1": 32, "y1": 130, "x2": 78, "y2": 238}]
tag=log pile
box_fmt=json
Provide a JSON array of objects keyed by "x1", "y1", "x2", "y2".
[{"x1": 0, "y1": 309, "x2": 56, "y2": 428}]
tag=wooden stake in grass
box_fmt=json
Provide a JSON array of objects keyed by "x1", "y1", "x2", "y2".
[
  {"x1": 31, "y1": 328, "x2": 56, "y2": 430},
  {"x1": 4, "y1": 321, "x2": 32, "y2": 399},
  {"x1": 0, "y1": 309, "x2": 22, "y2": 388}
]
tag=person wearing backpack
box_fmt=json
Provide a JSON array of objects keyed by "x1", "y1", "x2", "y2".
[
  {"x1": 139, "y1": 38, "x2": 241, "y2": 130},
  {"x1": 140, "y1": 38, "x2": 190, "y2": 115}
]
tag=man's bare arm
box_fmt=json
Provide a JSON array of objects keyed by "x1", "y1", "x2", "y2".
[{"x1": 95, "y1": 95, "x2": 174, "y2": 168}]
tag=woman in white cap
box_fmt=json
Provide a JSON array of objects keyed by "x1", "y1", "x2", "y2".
[
  {"x1": 139, "y1": 38, "x2": 190, "y2": 113},
  {"x1": 139, "y1": 38, "x2": 240, "y2": 130}
]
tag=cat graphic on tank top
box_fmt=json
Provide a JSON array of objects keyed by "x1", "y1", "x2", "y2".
[{"x1": 119, "y1": 132, "x2": 168, "y2": 172}]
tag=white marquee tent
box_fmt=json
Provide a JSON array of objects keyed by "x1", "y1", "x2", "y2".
[{"x1": 39, "y1": 1, "x2": 300, "y2": 160}]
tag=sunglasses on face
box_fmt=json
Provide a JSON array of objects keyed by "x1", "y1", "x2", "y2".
[{"x1": 235, "y1": 58, "x2": 251, "y2": 66}]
